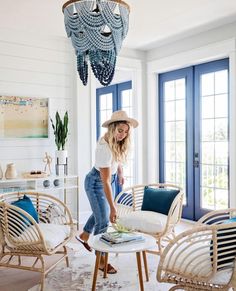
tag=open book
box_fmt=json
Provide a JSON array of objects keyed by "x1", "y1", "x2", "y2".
[{"x1": 100, "y1": 231, "x2": 145, "y2": 247}]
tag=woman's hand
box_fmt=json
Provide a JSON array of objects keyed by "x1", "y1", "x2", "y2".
[
  {"x1": 118, "y1": 175, "x2": 125, "y2": 185},
  {"x1": 110, "y1": 206, "x2": 117, "y2": 223}
]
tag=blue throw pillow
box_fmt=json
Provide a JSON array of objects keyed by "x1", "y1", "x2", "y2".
[
  {"x1": 141, "y1": 186, "x2": 180, "y2": 215},
  {"x1": 210, "y1": 217, "x2": 236, "y2": 270},
  {"x1": 11, "y1": 194, "x2": 39, "y2": 224}
]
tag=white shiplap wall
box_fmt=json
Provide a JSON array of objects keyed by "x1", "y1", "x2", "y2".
[{"x1": 0, "y1": 28, "x2": 77, "y2": 177}]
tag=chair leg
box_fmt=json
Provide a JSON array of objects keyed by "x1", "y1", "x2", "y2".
[
  {"x1": 158, "y1": 238, "x2": 162, "y2": 254},
  {"x1": 63, "y1": 246, "x2": 69, "y2": 267},
  {"x1": 40, "y1": 273, "x2": 45, "y2": 291},
  {"x1": 39, "y1": 256, "x2": 45, "y2": 291}
]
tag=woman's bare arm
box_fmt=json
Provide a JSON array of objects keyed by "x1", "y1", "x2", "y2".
[{"x1": 100, "y1": 167, "x2": 117, "y2": 223}]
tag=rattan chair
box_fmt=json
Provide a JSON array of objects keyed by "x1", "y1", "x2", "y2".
[
  {"x1": 157, "y1": 208, "x2": 236, "y2": 290},
  {"x1": 114, "y1": 183, "x2": 184, "y2": 255},
  {"x1": 0, "y1": 191, "x2": 74, "y2": 291}
]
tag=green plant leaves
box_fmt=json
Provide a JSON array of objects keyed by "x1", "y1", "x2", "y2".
[{"x1": 50, "y1": 111, "x2": 68, "y2": 150}]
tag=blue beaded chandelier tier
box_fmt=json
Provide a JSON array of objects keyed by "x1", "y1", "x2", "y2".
[{"x1": 62, "y1": 0, "x2": 130, "y2": 86}]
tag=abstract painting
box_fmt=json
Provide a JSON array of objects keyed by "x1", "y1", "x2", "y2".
[{"x1": 0, "y1": 96, "x2": 48, "y2": 138}]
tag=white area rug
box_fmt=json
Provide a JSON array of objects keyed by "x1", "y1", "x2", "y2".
[{"x1": 29, "y1": 242, "x2": 173, "y2": 291}]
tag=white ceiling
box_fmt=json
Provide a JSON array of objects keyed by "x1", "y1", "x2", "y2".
[{"x1": 1, "y1": 0, "x2": 236, "y2": 51}]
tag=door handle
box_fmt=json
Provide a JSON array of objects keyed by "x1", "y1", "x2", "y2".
[{"x1": 193, "y1": 160, "x2": 199, "y2": 168}]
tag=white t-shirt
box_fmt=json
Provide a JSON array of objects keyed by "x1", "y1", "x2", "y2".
[{"x1": 94, "y1": 138, "x2": 118, "y2": 175}]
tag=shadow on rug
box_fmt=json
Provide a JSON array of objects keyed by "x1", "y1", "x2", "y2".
[{"x1": 29, "y1": 242, "x2": 173, "y2": 291}]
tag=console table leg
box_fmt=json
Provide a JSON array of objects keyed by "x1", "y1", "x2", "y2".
[
  {"x1": 136, "y1": 252, "x2": 144, "y2": 291},
  {"x1": 92, "y1": 252, "x2": 101, "y2": 291},
  {"x1": 142, "y1": 251, "x2": 149, "y2": 281}
]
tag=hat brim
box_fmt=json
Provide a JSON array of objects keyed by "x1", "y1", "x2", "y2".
[{"x1": 102, "y1": 117, "x2": 139, "y2": 128}]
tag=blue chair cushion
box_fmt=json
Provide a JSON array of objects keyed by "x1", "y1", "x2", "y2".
[
  {"x1": 141, "y1": 186, "x2": 180, "y2": 215},
  {"x1": 11, "y1": 194, "x2": 39, "y2": 224},
  {"x1": 210, "y1": 216, "x2": 236, "y2": 270}
]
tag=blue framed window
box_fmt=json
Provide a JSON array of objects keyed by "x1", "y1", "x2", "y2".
[
  {"x1": 159, "y1": 58, "x2": 229, "y2": 220},
  {"x1": 96, "y1": 81, "x2": 133, "y2": 195}
]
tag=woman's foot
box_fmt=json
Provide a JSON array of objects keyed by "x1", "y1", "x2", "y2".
[
  {"x1": 75, "y1": 234, "x2": 92, "y2": 252},
  {"x1": 99, "y1": 263, "x2": 117, "y2": 274}
]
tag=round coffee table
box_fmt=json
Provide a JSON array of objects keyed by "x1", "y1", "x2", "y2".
[{"x1": 89, "y1": 233, "x2": 156, "y2": 291}]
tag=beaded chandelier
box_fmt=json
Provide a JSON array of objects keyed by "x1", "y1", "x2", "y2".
[{"x1": 62, "y1": 0, "x2": 130, "y2": 86}]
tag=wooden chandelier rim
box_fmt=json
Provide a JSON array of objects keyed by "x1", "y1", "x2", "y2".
[{"x1": 62, "y1": 0, "x2": 130, "y2": 13}]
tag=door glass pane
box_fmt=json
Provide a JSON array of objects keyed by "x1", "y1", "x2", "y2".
[
  {"x1": 121, "y1": 88, "x2": 134, "y2": 188},
  {"x1": 200, "y1": 69, "x2": 229, "y2": 210},
  {"x1": 163, "y1": 78, "x2": 186, "y2": 197}
]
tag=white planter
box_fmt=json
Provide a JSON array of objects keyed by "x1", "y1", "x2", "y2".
[{"x1": 55, "y1": 150, "x2": 68, "y2": 165}]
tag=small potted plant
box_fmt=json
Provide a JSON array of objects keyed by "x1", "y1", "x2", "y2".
[{"x1": 50, "y1": 111, "x2": 69, "y2": 166}]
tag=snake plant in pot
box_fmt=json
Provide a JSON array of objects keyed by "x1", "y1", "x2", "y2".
[{"x1": 50, "y1": 111, "x2": 69, "y2": 166}]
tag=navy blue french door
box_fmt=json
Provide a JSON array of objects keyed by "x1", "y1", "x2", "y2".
[{"x1": 159, "y1": 59, "x2": 229, "y2": 220}]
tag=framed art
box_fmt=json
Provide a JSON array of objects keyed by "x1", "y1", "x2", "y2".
[{"x1": 0, "y1": 96, "x2": 49, "y2": 138}]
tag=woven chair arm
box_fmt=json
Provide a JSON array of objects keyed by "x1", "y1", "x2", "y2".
[
  {"x1": 1, "y1": 204, "x2": 46, "y2": 248},
  {"x1": 197, "y1": 208, "x2": 236, "y2": 225},
  {"x1": 157, "y1": 224, "x2": 215, "y2": 281}
]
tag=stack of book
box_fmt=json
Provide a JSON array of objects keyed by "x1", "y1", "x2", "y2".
[{"x1": 100, "y1": 231, "x2": 145, "y2": 247}]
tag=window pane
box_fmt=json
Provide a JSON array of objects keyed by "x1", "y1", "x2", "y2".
[
  {"x1": 215, "y1": 70, "x2": 228, "y2": 94},
  {"x1": 175, "y1": 78, "x2": 185, "y2": 99},
  {"x1": 176, "y1": 142, "x2": 185, "y2": 162},
  {"x1": 176, "y1": 121, "x2": 185, "y2": 141},
  {"x1": 202, "y1": 96, "x2": 214, "y2": 119},
  {"x1": 215, "y1": 189, "x2": 228, "y2": 209},
  {"x1": 215, "y1": 118, "x2": 228, "y2": 141},
  {"x1": 164, "y1": 81, "x2": 175, "y2": 100},
  {"x1": 215, "y1": 142, "x2": 228, "y2": 165},
  {"x1": 165, "y1": 162, "x2": 175, "y2": 183},
  {"x1": 176, "y1": 162, "x2": 185, "y2": 188},
  {"x1": 201, "y1": 165, "x2": 214, "y2": 187},
  {"x1": 165, "y1": 142, "x2": 175, "y2": 161},
  {"x1": 122, "y1": 89, "x2": 132, "y2": 107},
  {"x1": 202, "y1": 187, "x2": 214, "y2": 210},
  {"x1": 215, "y1": 166, "x2": 228, "y2": 189},
  {"x1": 165, "y1": 101, "x2": 175, "y2": 121},
  {"x1": 201, "y1": 119, "x2": 214, "y2": 141},
  {"x1": 202, "y1": 142, "x2": 214, "y2": 164},
  {"x1": 215, "y1": 94, "x2": 228, "y2": 118},
  {"x1": 175, "y1": 100, "x2": 185, "y2": 120},
  {"x1": 100, "y1": 94, "x2": 112, "y2": 110},
  {"x1": 201, "y1": 73, "x2": 214, "y2": 96},
  {"x1": 165, "y1": 122, "x2": 175, "y2": 141}
]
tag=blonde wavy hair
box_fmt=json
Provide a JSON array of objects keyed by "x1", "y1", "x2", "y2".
[{"x1": 104, "y1": 121, "x2": 131, "y2": 163}]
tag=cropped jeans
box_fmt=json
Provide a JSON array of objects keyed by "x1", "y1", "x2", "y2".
[{"x1": 83, "y1": 167, "x2": 116, "y2": 236}]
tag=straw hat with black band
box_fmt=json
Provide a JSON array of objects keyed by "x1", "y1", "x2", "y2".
[{"x1": 102, "y1": 110, "x2": 139, "y2": 128}]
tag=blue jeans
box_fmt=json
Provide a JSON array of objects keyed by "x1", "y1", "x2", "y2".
[{"x1": 83, "y1": 167, "x2": 116, "y2": 236}]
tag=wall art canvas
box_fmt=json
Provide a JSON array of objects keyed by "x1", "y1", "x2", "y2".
[{"x1": 0, "y1": 96, "x2": 49, "y2": 138}]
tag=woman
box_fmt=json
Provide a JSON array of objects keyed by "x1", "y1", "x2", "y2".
[{"x1": 76, "y1": 110, "x2": 138, "y2": 274}]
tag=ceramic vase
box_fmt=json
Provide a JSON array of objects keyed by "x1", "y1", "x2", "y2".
[{"x1": 5, "y1": 163, "x2": 17, "y2": 179}]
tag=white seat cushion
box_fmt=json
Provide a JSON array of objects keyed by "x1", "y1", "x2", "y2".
[
  {"x1": 118, "y1": 210, "x2": 167, "y2": 234},
  {"x1": 6, "y1": 223, "x2": 70, "y2": 250},
  {"x1": 37, "y1": 223, "x2": 70, "y2": 249}
]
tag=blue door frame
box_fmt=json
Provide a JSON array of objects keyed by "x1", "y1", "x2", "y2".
[
  {"x1": 194, "y1": 58, "x2": 229, "y2": 220},
  {"x1": 159, "y1": 58, "x2": 229, "y2": 220},
  {"x1": 159, "y1": 67, "x2": 194, "y2": 219}
]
